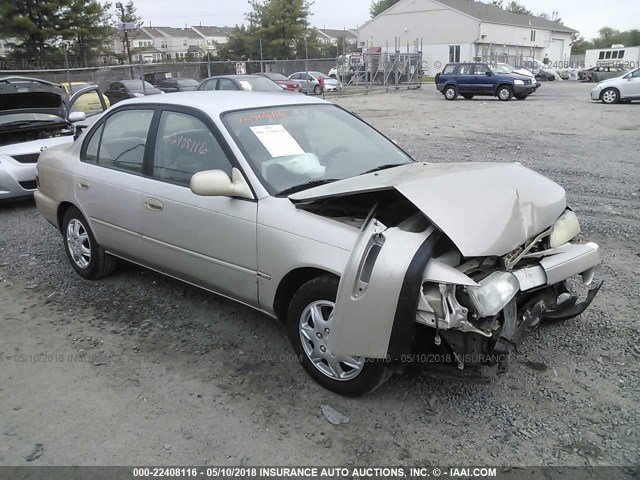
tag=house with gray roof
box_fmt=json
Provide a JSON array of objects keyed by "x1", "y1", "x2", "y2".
[{"x1": 358, "y1": 0, "x2": 578, "y2": 68}]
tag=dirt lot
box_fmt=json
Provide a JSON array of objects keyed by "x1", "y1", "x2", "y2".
[{"x1": 1, "y1": 81, "x2": 638, "y2": 468}]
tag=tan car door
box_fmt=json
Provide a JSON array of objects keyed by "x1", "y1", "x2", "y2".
[{"x1": 137, "y1": 108, "x2": 259, "y2": 306}]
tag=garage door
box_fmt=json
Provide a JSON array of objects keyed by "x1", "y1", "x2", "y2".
[{"x1": 551, "y1": 39, "x2": 564, "y2": 63}]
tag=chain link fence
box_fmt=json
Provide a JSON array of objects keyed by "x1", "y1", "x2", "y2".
[{"x1": 1, "y1": 54, "x2": 426, "y2": 94}]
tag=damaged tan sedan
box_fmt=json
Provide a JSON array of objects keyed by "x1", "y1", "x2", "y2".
[{"x1": 34, "y1": 92, "x2": 602, "y2": 396}]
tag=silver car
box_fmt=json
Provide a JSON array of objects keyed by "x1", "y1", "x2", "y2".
[
  {"x1": 35, "y1": 92, "x2": 602, "y2": 396},
  {"x1": 288, "y1": 71, "x2": 340, "y2": 94},
  {"x1": 590, "y1": 67, "x2": 640, "y2": 104},
  {"x1": 0, "y1": 77, "x2": 106, "y2": 200}
]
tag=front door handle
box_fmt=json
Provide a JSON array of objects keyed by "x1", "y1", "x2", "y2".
[
  {"x1": 144, "y1": 198, "x2": 163, "y2": 211},
  {"x1": 78, "y1": 179, "x2": 89, "y2": 190}
]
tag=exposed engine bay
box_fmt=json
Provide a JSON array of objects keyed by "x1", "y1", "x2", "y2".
[{"x1": 0, "y1": 122, "x2": 73, "y2": 147}]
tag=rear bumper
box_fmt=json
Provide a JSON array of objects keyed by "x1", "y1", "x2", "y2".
[
  {"x1": 34, "y1": 189, "x2": 60, "y2": 229},
  {"x1": 0, "y1": 160, "x2": 37, "y2": 200}
]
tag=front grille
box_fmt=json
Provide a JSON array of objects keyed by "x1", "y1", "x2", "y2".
[
  {"x1": 18, "y1": 180, "x2": 37, "y2": 190},
  {"x1": 12, "y1": 153, "x2": 40, "y2": 163}
]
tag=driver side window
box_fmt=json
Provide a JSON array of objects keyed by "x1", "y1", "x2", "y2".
[{"x1": 152, "y1": 111, "x2": 232, "y2": 186}]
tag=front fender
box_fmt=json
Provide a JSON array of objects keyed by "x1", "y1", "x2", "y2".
[{"x1": 328, "y1": 216, "x2": 439, "y2": 359}]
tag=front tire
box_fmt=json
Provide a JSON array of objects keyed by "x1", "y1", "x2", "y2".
[
  {"x1": 443, "y1": 85, "x2": 457, "y2": 100},
  {"x1": 313, "y1": 84, "x2": 321, "y2": 95},
  {"x1": 497, "y1": 85, "x2": 513, "y2": 101},
  {"x1": 601, "y1": 88, "x2": 619, "y2": 104},
  {"x1": 515, "y1": 94, "x2": 528, "y2": 100},
  {"x1": 287, "y1": 276, "x2": 390, "y2": 396},
  {"x1": 62, "y1": 206, "x2": 116, "y2": 280},
  {"x1": 462, "y1": 94, "x2": 474, "y2": 100}
]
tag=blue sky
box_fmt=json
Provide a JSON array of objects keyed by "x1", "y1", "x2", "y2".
[{"x1": 133, "y1": 0, "x2": 636, "y2": 41}]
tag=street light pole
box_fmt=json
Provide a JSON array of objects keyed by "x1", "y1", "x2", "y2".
[
  {"x1": 116, "y1": 1, "x2": 134, "y2": 79},
  {"x1": 259, "y1": 38, "x2": 264, "y2": 73}
]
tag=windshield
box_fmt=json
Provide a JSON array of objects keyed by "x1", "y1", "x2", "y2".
[
  {"x1": 177, "y1": 79, "x2": 199, "y2": 86},
  {"x1": 67, "y1": 83, "x2": 91, "y2": 93},
  {"x1": 264, "y1": 73, "x2": 289, "y2": 81},
  {"x1": 236, "y1": 77, "x2": 283, "y2": 92},
  {"x1": 223, "y1": 104, "x2": 413, "y2": 194},
  {"x1": 124, "y1": 81, "x2": 157, "y2": 92},
  {"x1": 491, "y1": 64, "x2": 514, "y2": 74}
]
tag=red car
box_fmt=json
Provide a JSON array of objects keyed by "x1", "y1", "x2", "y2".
[{"x1": 255, "y1": 72, "x2": 301, "y2": 92}]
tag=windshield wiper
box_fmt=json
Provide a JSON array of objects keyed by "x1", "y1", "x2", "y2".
[
  {"x1": 277, "y1": 178, "x2": 339, "y2": 196},
  {"x1": 360, "y1": 164, "x2": 405, "y2": 175}
]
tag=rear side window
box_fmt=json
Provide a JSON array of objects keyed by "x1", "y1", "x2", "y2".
[
  {"x1": 458, "y1": 64, "x2": 473, "y2": 75},
  {"x1": 442, "y1": 64, "x2": 455, "y2": 74},
  {"x1": 82, "y1": 109, "x2": 154, "y2": 174},
  {"x1": 200, "y1": 79, "x2": 217, "y2": 91},
  {"x1": 218, "y1": 79, "x2": 238, "y2": 91}
]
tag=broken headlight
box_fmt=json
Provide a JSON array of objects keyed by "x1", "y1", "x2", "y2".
[
  {"x1": 549, "y1": 210, "x2": 581, "y2": 248},
  {"x1": 466, "y1": 271, "x2": 519, "y2": 317}
]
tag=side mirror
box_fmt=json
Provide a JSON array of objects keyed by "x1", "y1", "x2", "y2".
[
  {"x1": 485, "y1": 71, "x2": 492, "y2": 76},
  {"x1": 190, "y1": 167, "x2": 254, "y2": 200},
  {"x1": 69, "y1": 111, "x2": 86, "y2": 123}
]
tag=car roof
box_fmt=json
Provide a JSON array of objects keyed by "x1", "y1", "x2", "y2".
[
  {"x1": 203, "y1": 75, "x2": 261, "y2": 80},
  {"x1": 113, "y1": 90, "x2": 327, "y2": 116}
]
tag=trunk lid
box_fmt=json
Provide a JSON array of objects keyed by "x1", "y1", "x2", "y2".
[{"x1": 289, "y1": 162, "x2": 566, "y2": 257}]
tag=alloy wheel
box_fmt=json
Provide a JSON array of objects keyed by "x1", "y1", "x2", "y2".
[
  {"x1": 298, "y1": 300, "x2": 364, "y2": 381},
  {"x1": 66, "y1": 218, "x2": 91, "y2": 269}
]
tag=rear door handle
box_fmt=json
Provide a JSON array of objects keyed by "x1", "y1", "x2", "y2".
[
  {"x1": 78, "y1": 179, "x2": 89, "y2": 190},
  {"x1": 144, "y1": 198, "x2": 163, "y2": 211}
]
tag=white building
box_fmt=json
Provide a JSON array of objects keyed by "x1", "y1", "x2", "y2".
[
  {"x1": 358, "y1": 0, "x2": 577, "y2": 69},
  {"x1": 584, "y1": 45, "x2": 640, "y2": 68}
]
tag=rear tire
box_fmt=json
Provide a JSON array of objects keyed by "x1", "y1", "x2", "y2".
[
  {"x1": 62, "y1": 206, "x2": 117, "y2": 280},
  {"x1": 497, "y1": 85, "x2": 513, "y2": 101},
  {"x1": 443, "y1": 85, "x2": 457, "y2": 100},
  {"x1": 287, "y1": 276, "x2": 390, "y2": 396}
]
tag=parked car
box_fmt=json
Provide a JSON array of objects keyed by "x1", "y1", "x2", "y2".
[
  {"x1": 436, "y1": 62, "x2": 537, "y2": 101},
  {"x1": 0, "y1": 76, "x2": 104, "y2": 200},
  {"x1": 143, "y1": 71, "x2": 172, "y2": 86},
  {"x1": 491, "y1": 63, "x2": 539, "y2": 90},
  {"x1": 254, "y1": 72, "x2": 301, "y2": 92},
  {"x1": 534, "y1": 69, "x2": 558, "y2": 81},
  {"x1": 591, "y1": 67, "x2": 640, "y2": 104},
  {"x1": 198, "y1": 75, "x2": 284, "y2": 92},
  {"x1": 288, "y1": 71, "x2": 341, "y2": 94},
  {"x1": 103, "y1": 80, "x2": 163, "y2": 104},
  {"x1": 580, "y1": 65, "x2": 628, "y2": 83},
  {"x1": 34, "y1": 91, "x2": 602, "y2": 395},
  {"x1": 61, "y1": 82, "x2": 110, "y2": 116},
  {"x1": 157, "y1": 77, "x2": 200, "y2": 93}
]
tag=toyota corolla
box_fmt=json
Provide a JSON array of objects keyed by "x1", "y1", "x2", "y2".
[{"x1": 34, "y1": 92, "x2": 602, "y2": 396}]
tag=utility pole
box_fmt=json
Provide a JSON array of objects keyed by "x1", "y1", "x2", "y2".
[
  {"x1": 259, "y1": 38, "x2": 264, "y2": 73},
  {"x1": 304, "y1": 36, "x2": 309, "y2": 74},
  {"x1": 116, "y1": 1, "x2": 135, "y2": 79}
]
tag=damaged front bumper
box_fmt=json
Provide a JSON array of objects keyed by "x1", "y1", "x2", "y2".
[{"x1": 328, "y1": 214, "x2": 602, "y2": 379}]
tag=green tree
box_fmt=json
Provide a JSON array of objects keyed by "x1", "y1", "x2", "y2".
[
  {"x1": 61, "y1": 0, "x2": 113, "y2": 66},
  {"x1": 504, "y1": 1, "x2": 531, "y2": 15},
  {"x1": 293, "y1": 29, "x2": 322, "y2": 59},
  {"x1": 249, "y1": 0, "x2": 313, "y2": 59},
  {"x1": 217, "y1": 25, "x2": 254, "y2": 60},
  {"x1": 0, "y1": 0, "x2": 67, "y2": 64},
  {"x1": 370, "y1": 0, "x2": 400, "y2": 18}
]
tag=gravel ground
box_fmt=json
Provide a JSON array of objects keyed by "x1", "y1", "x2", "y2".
[{"x1": 0, "y1": 81, "x2": 638, "y2": 468}]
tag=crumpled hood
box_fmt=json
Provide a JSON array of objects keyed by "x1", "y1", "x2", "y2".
[{"x1": 290, "y1": 162, "x2": 567, "y2": 257}]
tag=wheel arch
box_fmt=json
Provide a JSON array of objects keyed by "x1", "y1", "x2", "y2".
[
  {"x1": 600, "y1": 86, "x2": 620, "y2": 100},
  {"x1": 56, "y1": 201, "x2": 77, "y2": 232},
  {"x1": 495, "y1": 82, "x2": 513, "y2": 95},
  {"x1": 273, "y1": 267, "x2": 339, "y2": 322}
]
